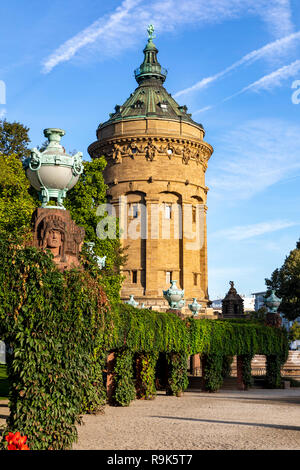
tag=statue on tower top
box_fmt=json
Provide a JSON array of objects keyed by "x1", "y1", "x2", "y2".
[{"x1": 147, "y1": 24, "x2": 155, "y2": 40}]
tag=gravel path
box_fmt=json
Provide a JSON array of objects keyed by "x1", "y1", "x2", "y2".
[
  {"x1": 73, "y1": 388, "x2": 300, "y2": 450},
  {"x1": 1, "y1": 388, "x2": 300, "y2": 450}
]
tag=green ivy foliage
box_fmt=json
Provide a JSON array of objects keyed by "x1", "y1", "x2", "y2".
[
  {"x1": 166, "y1": 353, "x2": 189, "y2": 396},
  {"x1": 136, "y1": 352, "x2": 158, "y2": 400},
  {"x1": 113, "y1": 348, "x2": 136, "y2": 406},
  {"x1": 221, "y1": 356, "x2": 234, "y2": 379},
  {"x1": 202, "y1": 353, "x2": 224, "y2": 392},
  {"x1": 0, "y1": 237, "x2": 108, "y2": 450},
  {"x1": 106, "y1": 303, "x2": 189, "y2": 353},
  {"x1": 187, "y1": 318, "x2": 288, "y2": 358},
  {"x1": 0, "y1": 235, "x2": 289, "y2": 449},
  {"x1": 240, "y1": 354, "x2": 254, "y2": 389},
  {"x1": 64, "y1": 157, "x2": 125, "y2": 304},
  {"x1": 265, "y1": 354, "x2": 285, "y2": 389}
]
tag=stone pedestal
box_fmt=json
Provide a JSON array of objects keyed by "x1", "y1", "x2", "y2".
[
  {"x1": 31, "y1": 208, "x2": 85, "y2": 271},
  {"x1": 265, "y1": 313, "x2": 282, "y2": 328}
]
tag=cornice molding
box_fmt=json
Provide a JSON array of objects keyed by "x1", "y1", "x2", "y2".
[{"x1": 89, "y1": 135, "x2": 213, "y2": 169}]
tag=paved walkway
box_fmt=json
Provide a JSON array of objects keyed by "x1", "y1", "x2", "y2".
[{"x1": 73, "y1": 388, "x2": 300, "y2": 450}]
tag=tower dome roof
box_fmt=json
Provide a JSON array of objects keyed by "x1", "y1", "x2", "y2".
[{"x1": 97, "y1": 25, "x2": 204, "y2": 133}]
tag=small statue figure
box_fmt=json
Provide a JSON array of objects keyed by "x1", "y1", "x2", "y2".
[
  {"x1": 145, "y1": 138, "x2": 157, "y2": 161},
  {"x1": 147, "y1": 24, "x2": 155, "y2": 40}
]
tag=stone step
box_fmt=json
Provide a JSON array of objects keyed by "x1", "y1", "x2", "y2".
[
  {"x1": 188, "y1": 375, "x2": 267, "y2": 391},
  {"x1": 221, "y1": 377, "x2": 239, "y2": 390},
  {"x1": 188, "y1": 376, "x2": 203, "y2": 389}
]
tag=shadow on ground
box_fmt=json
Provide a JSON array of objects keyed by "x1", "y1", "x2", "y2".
[{"x1": 150, "y1": 415, "x2": 300, "y2": 432}]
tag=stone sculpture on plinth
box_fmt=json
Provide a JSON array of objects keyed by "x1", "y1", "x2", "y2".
[
  {"x1": 163, "y1": 280, "x2": 185, "y2": 318},
  {"x1": 31, "y1": 208, "x2": 85, "y2": 270},
  {"x1": 25, "y1": 128, "x2": 85, "y2": 271}
]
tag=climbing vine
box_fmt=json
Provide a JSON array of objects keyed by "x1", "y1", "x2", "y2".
[
  {"x1": 265, "y1": 354, "x2": 285, "y2": 389},
  {"x1": 113, "y1": 348, "x2": 136, "y2": 406},
  {"x1": 166, "y1": 352, "x2": 189, "y2": 396},
  {"x1": 241, "y1": 354, "x2": 254, "y2": 389},
  {"x1": 202, "y1": 353, "x2": 224, "y2": 392},
  {"x1": 135, "y1": 352, "x2": 158, "y2": 400},
  {"x1": 0, "y1": 234, "x2": 289, "y2": 450}
]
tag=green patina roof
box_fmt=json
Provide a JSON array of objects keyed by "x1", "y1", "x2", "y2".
[{"x1": 98, "y1": 26, "x2": 204, "y2": 132}]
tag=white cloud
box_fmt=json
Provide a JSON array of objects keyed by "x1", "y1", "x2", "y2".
[
  {"x1": 241, "y1": 59, "x2": 300, "y2": 93},
  {"x1": 174, "y1": 30, "x2": 300, "y2": 98},
  {"x1": 213, "y1": 220, "x2": 298, "y2": 241},
  {"x1": 41, "y1": 0, "x2": 295, "y2": 73},
  {"x1": 256, "y1": 0, "x2": 294, "y2": 38},
  {"x1": 42, "y1": 0, "x2": 143, "y2": 73},
  {"x1": 207, "y1": 118, "x2": 300, "y2": 200},
  {"x1": 192, "y1": 105, "x2": 213, "y2": 115},
  {"x1": 218, "y1": 59, "x2": 300, "y2": 105}
]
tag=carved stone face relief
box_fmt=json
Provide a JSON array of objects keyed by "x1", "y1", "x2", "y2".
[
  {"x1": 32, "y1": 210, "x2": 85, "y2": 270},
  {"x1": 45, "y1": 229, "x2": 63, "y2": 257}
]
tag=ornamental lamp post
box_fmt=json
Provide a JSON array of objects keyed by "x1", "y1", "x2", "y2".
[{"x1": 23, "y1": 128, "x2": 83, "y2": 209}]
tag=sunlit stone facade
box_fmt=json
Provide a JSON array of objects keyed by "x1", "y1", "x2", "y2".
[{"x1": 88, "y1": 28, "x2": 214, "y2": 314}]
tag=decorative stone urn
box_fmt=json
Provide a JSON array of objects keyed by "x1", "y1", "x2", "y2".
[
  {"x1": 27, "y1": 127, "x2": 86, "y2": 271},
  {"x1": 188, "y1": 298, "x2": 201, "y2": 316},
  {"x1": 125, "y1": 295, "x2": 139, "y2": 307},
  {"x1": 23, "y1": 128, "x2": 83, "y2": 209},
  {"x1": 264, "y1": 290, "x2": 282, "y2": 328},
  {"x1": 163, "y1": 280, "x2": 185, "y2": 310},
  {"x1": 264, "y1": 290, "x2": 281, "y2": 313}
]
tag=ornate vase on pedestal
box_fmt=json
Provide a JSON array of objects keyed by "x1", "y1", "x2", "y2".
[
  {"x1": 23, "y1": 128, "x2": 83, "y2": 209},
  {"x1": 188, "y1": 298, "x2": 201, "y2": 317},
  {"x1": 264, "y1": 290, "x2": 282, "y2": 328},
  {"x1": 125, "y1": 295, "x2": 139, "y2": 307},
  {"x1": 25, "y1": 128, "x2": 86, "y2": 271},
  {"x1": 163, "y1": 280, "x2": 185, "y2": 310}
]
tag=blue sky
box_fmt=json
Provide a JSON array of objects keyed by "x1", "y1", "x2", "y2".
[{"x1": 0, "y1": 0, "x2": 300, "y2": 299}]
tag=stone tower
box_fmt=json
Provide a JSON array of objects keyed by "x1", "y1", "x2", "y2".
[{"x1": 88, "y1": 26, "x2": 213, "y2": 312}]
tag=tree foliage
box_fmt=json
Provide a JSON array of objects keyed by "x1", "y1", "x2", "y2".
[
  {"x1": 0, "y1": 119, "x2": 31, "y2": 160},
  {"x1": 0, "y1": 119, "x2": 124, "y2": 299},
  {"x1": 64, "y1": 157, "x2": 125, "y2": 302},
  {"x1": 289, "y1": 321, "x2": 300, "y2": 342},
  {"x1": 265, "y1": 239, "x2": 300, "y2": 321},
  {"x1": 0, "y1": 153, "x2": 38, "y2": 236}
]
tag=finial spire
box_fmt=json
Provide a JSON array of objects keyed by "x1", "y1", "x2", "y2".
[{"x1": 134, "y1": 24, "x2": 167, "y2": 84}]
